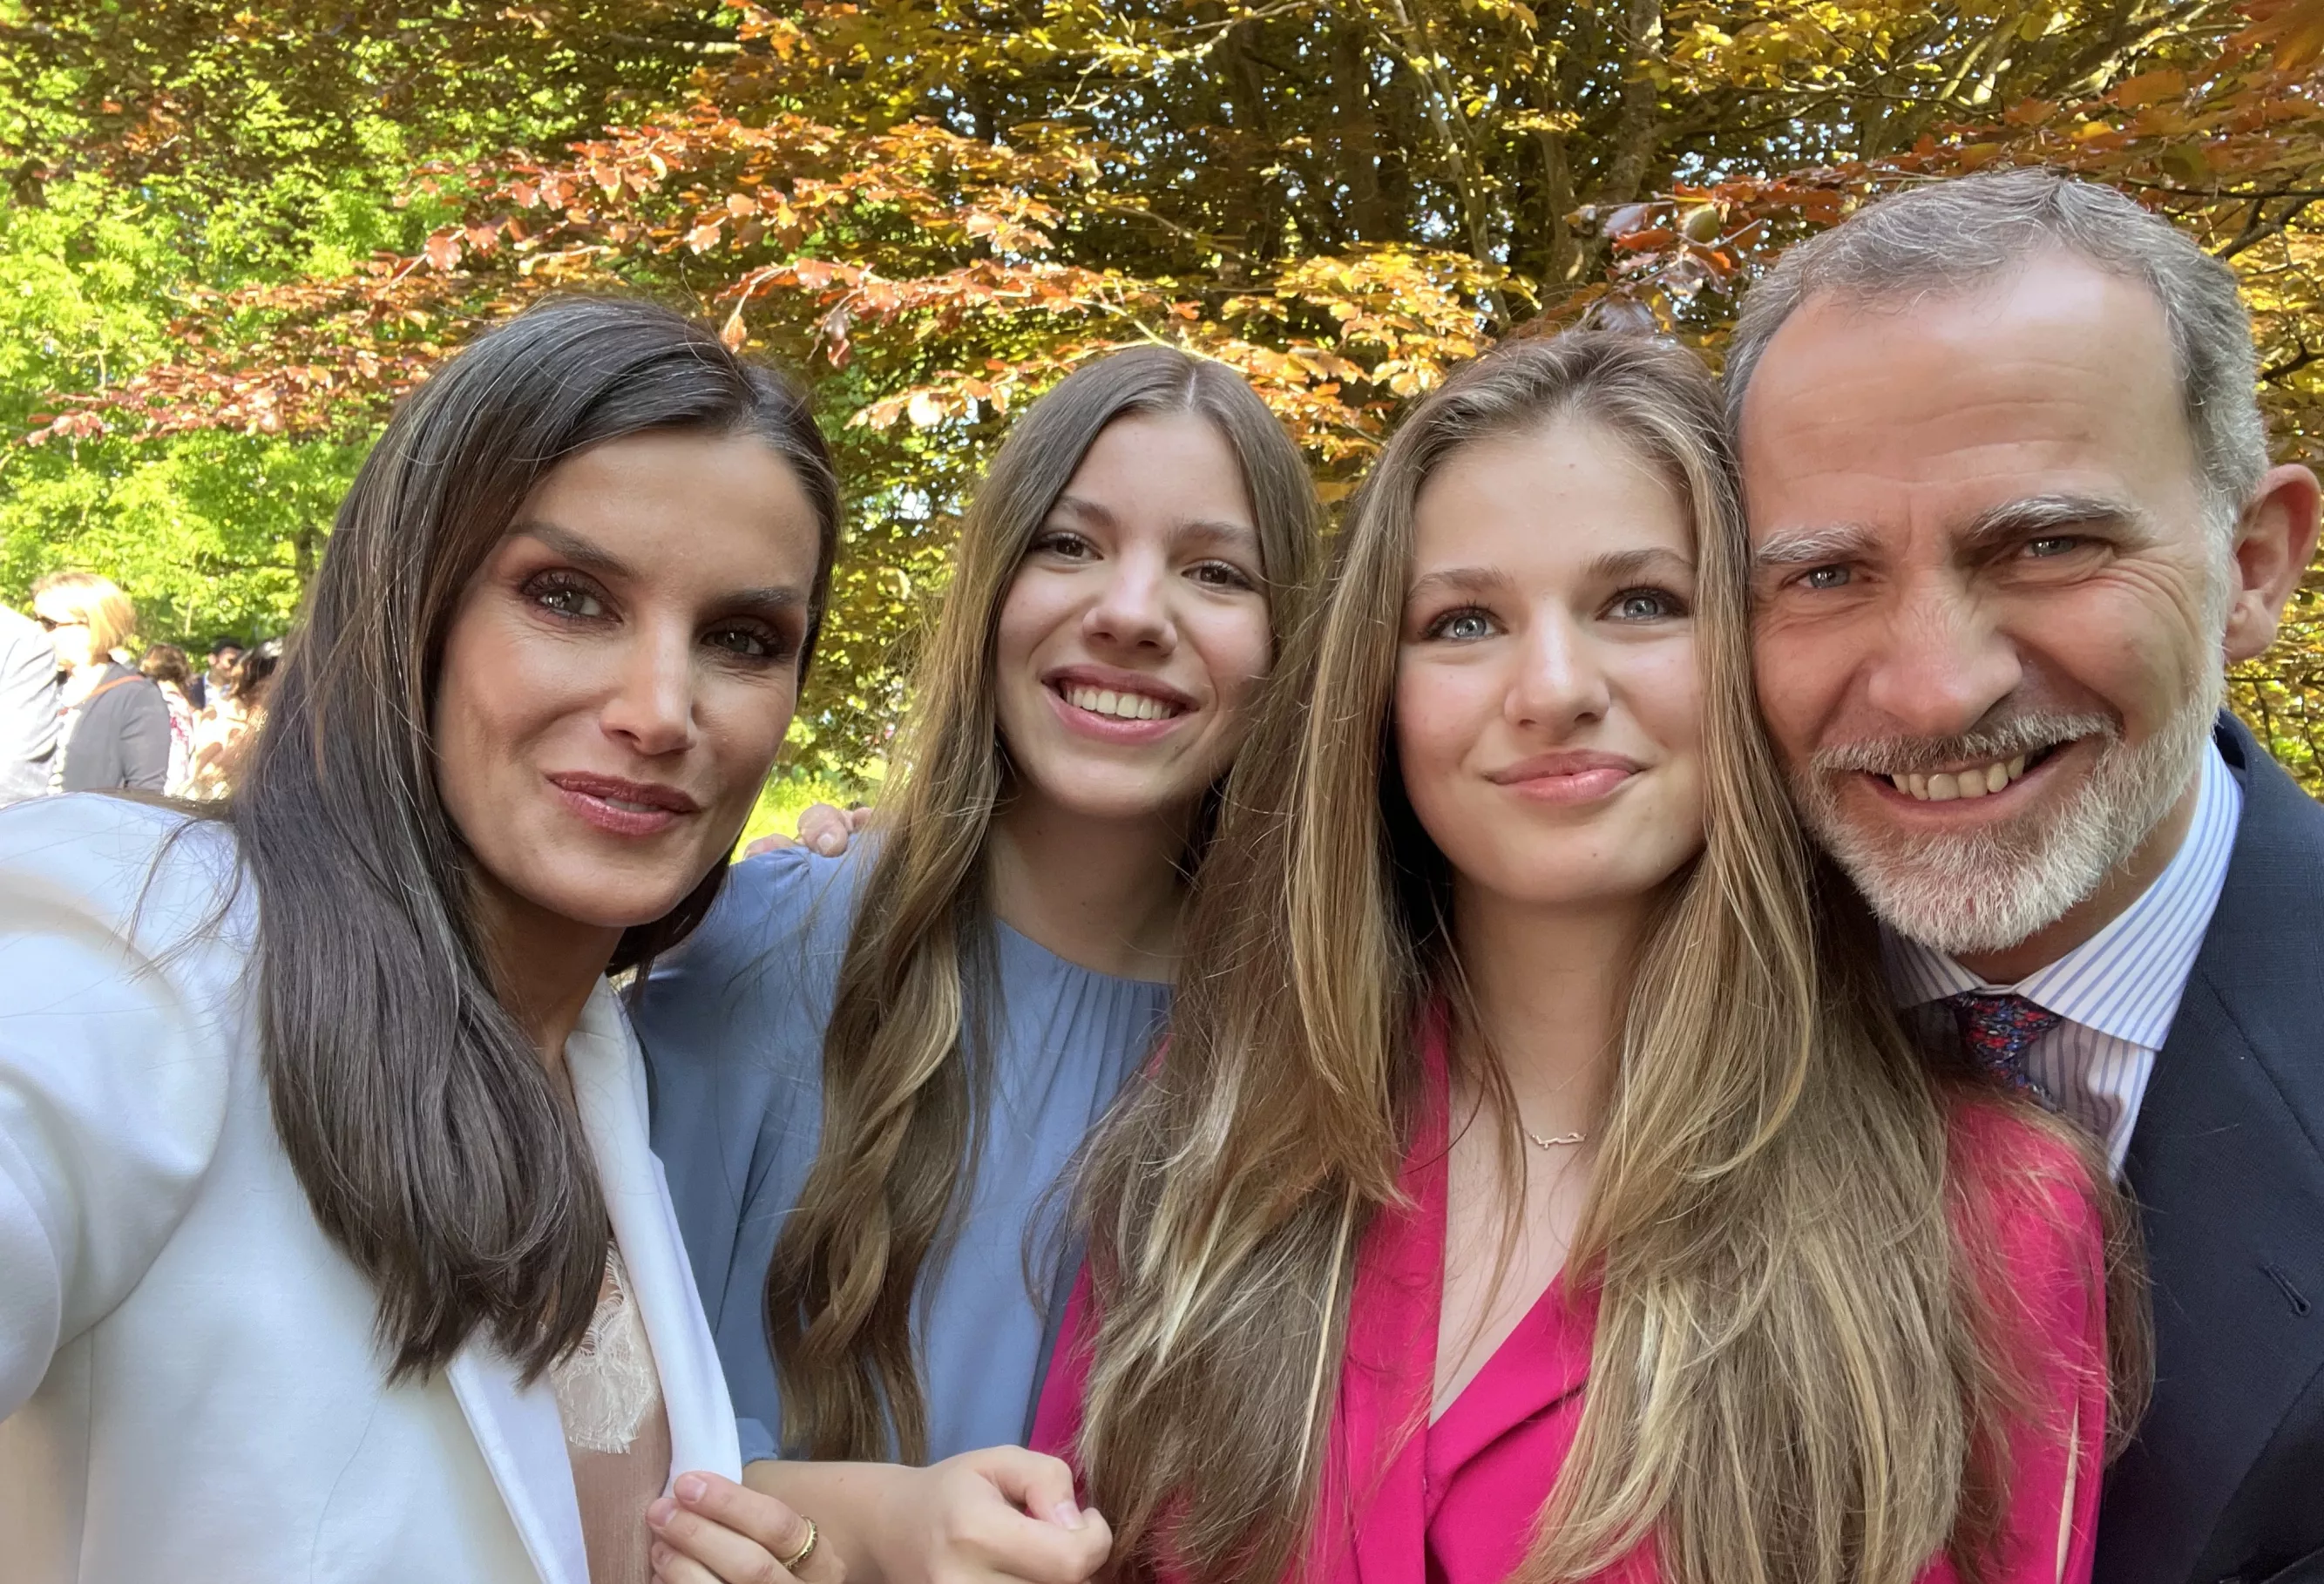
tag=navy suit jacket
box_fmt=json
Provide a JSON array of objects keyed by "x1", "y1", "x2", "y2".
[{"x1": 2096, "y1": 716, "x2": 2324, "y2": 1584}]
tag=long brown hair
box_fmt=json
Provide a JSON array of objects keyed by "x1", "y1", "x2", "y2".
[
  {"x1": 1069, "y1": 333, "x2": 2148, "y2": 1584},
  {"x1": 223, "y1": 297, "x2": 840, "y2": 1382},
  {"x1": 765, "y1": 345, "x2": 1322, "y2": 1462}
]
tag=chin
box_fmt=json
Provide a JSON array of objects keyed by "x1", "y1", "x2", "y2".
[
  {"x1": 1029, "y1": 769, "x2": 1210, "y2": 825},
  {"x1": 520, "y1": 870, "x2": 709, "y2": 934}
]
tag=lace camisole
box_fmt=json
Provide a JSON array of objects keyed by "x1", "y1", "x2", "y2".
[{"x1": 553, "y1": 1244, "x2": 672, "y2": 1584}]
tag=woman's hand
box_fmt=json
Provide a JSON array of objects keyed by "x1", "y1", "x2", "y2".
[
  {"x1": 648, "y1": 1471, "x2": 846, "y2": 1584},
  {"x1": 867, "y1": 1446, "x2": 1112, "y2": 1584}
]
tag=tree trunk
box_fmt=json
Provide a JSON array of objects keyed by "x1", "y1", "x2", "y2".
[{"x1": 1333, "y1": 23, "x2": 1387, "y2": 240}]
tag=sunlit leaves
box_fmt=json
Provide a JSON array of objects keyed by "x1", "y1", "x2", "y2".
[{"x1": 17, "y1": 0, "x2": 2324, "y2": 782}]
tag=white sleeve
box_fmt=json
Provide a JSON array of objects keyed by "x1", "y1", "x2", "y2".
[{"x1": 0, "y1": 798, "x2": 241, "y2": 1418}]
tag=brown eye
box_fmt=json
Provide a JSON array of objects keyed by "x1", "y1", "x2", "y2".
[
  {"x1": 529, "y1": 575, "x2": 607, "y2": 619},
  {"x1": 1189, "y1": 559, "x2": 1257, "y2": 592}
]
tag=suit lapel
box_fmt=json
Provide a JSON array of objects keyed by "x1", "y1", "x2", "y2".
[
  {"x1": 2098, "y1": 720, "x2": 2324, "y2": 1584},
  {"x1": 445, "y1": 1349, "x2": 589, "y2": 1584},
  {"x1": 569, "y1": 983, "x2": 745, "y2": 1488},
  {"x1": 444, "y1": 982, "x2": 743, "y2": 1584}
]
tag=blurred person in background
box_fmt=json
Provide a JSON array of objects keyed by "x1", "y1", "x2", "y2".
[
  {"x1": 30, "y1": 571, "x2": 170, "y2": 795},
  {"x1": 191, "y1": 640, "x2": 281, "y2": 798},
  {"x1": 0, "y1": 604, "x2": 58, "y2": 804},
  {"x1": 139, "y1": 643, "x2": 200, "y2": 796},
  {"x1": 195, "y1": 635, "x2": 245, "y2": 712}
]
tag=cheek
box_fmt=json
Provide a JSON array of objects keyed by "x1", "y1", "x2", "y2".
[
  {"x1": 1633, "y1": 644, "x2": 1706, "y2": 761},
  {"x1": 697, "y1": 668, "x2": 801, "y2": 799},
  {"x1": 1392, "y1": 659, "x2": 1490, "y2": 808},
  {"x1": 993, "y1": 571, "x2": 1070, "y2": 679},
  {"x1": 2010, "y1": 572, "x2": 2212, "y2": 728},
  {"x1": 1189, "y1": 602, "x2": 1276, "y2": 714},
  {"x1": 431, "y1": 605, "x2": 581, "y2": 817},
  {"x1": 1751, "y1": 620, "x2": 1837, "y2": 762},
  {"x1": 431, "y1": 617, "x2": 510, "y2": 814}
]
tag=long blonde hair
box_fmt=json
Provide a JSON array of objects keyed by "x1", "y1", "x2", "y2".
[
  {"x1": 766, "y1": 346, "x2": 1322, "y2": 1462},
  {"x1": 1070, "y1": 333, "x2": 2148, "y2": 1584}
]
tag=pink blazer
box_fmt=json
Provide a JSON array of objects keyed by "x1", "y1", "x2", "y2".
[{"x1": 1034, "y1": 1025, "x2": 2110, "y2": 1583}]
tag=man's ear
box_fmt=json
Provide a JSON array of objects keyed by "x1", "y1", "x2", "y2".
[{"x1": 2223, "y1": 463, "x2": 2321, "y2": 664}]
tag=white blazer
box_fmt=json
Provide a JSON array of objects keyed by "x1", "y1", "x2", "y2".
[{"x1": 0, "y1": 795, "x2": 742, "y2": 1582}]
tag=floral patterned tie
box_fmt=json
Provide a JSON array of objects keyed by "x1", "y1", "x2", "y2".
[{"x1": 1945, "y1": 992, "x2": 2060, "y2": 1110}]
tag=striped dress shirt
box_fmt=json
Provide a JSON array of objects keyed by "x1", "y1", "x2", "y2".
[{"x1": 1885, "y1": 740, "x2": 2243, "y2": 1174}]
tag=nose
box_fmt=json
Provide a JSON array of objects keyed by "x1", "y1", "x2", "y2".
[
  {"x1": 1507, "y1": 606, "x2": 1611, "y2": 732},
  {"x1": 1081, "y1": 547, "x2": 1176, "y2": 653},
  {"x1": 599, "y1": 626, "x2": 697, "y2": 758},
  {"x1": 1860, "y1": 579, "x2": 2023, "y2": 739}
]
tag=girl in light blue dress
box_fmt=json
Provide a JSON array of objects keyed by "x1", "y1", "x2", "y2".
[{"x1": 634, "y1": 345, "x2": 1319, "y2": 1584}]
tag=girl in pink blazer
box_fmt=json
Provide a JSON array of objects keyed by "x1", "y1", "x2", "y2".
[{"x1": 1033, "y1": 334, "x2": 2147, "y2": 1584}]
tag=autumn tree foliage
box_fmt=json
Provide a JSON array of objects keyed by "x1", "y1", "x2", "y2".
[{"x1": 17, "y1": 0, "x2": 2324, "y2": 782}]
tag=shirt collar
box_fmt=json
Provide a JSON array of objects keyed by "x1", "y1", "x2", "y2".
[{"x1": 1885, "y1": 736, "x2": 2242, "y2": 1050}]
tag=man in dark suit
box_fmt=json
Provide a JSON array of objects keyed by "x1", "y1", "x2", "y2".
[{"x1": 1730, "y1": 169, "x2": 2324, "y2": 1582}]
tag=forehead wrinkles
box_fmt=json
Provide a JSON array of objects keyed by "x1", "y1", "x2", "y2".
[{"x1": 1740, "y1": 281, "x2": 2199, "y2": 525}]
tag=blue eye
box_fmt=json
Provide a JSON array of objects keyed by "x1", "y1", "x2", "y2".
[
  {"x1": 1428, "y1": 609, "x2": 1496, "y2": 641},
  {"x1": 1797, "y1": 565, "x2": 1851, "y2": 591},
  {"x1": 2026, "y1": 536, "x2": 2083, "y2": 558},
  {"x1": 1612, "y1": 588, "x2": 1684, "y2": 620}
]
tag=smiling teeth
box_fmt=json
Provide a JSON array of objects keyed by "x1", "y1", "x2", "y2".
[
  {"x1": 1889, "y1": 755, "x2": 2029, "y2": 802},
  {"x1": 1066, "y1": 686, "x2": 1178, "y2": 721}
]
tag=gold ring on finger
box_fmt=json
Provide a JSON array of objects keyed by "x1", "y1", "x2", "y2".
[{"x1": 779, "y1": 1516, "x2": 818, "y2": 1573}]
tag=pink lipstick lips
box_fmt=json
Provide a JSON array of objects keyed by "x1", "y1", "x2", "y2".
[
  {"x1": 1486, "y1": 750, "x2": 1641, "y2": 806},
  {"x1": 548, "y1": 771, "x2": 701, "y2": 837}
]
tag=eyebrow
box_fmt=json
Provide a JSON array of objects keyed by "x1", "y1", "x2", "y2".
[
  {"x1": 512, "y1": 519, "x2": 811, "y2": 620},
  {"x1": 1048, "y1": 495, "x2": 1263, "y2": 553},
  {"x1": 513, "y1": 519, "x2": 638, "y2": 582},
  {"x1": 1406, "y1": 565, "x2": 1516, "y2": 605},
  {"x1": 1589, "y1": 546, "x2": 1694, "y2": 583},
  {"x1": 1958, "y1": 492, "x2": 2157, "y2": 553},
  {"x1": 1751, "y1": 523, "x2": 1878, "y2": 572}
]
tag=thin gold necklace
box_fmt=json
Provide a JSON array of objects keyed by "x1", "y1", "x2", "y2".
[{"x1": 1525, "y1": 1127, "x2": 1587, "y2": 1149}]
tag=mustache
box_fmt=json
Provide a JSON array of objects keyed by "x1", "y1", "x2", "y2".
[{"x1": 1806, "y1": 710, "x2": 2117, "y2": 777}]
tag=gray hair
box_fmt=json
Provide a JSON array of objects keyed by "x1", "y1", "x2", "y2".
[{"x1": 1725, "y1": 169, "x2": 2266, "y2": 525}]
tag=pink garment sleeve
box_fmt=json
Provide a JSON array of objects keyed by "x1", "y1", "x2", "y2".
[
  {"x1": 1940, "y1": 1107, "x2": 2111, "y2": 1584},
  {"x1": 1028, "y1": 1265, "x2": 1097, "y2": 1483}
]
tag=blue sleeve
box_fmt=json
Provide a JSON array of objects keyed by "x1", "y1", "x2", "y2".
[
  {"x1": 736, "y1": 1416, "x2": 778, "y2": 1466},
  {"x1": 634, "y1": 844, "x2": 863, "y2": 1459}
]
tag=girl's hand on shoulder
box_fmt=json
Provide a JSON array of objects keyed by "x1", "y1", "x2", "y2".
[
  {"x1": 650, "y1": 1471, "x2": 844, "y2": 1584},
  {"x1": 873, "y1": 1445, "x2": 1112, "y2": 1584}
]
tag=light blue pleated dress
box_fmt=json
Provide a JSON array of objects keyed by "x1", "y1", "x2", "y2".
[{"x1": 633, "y1": 844, "x2": 1170, "y2": 1465}]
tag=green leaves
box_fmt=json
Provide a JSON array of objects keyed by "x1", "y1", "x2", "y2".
[{"x1": 12, "y1": 0, "x2": 2324, "y2": 783}]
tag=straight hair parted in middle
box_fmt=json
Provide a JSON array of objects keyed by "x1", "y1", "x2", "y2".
[
  {"x1": 765, "y1": 344, "x2": 1324, "y2": 1463},
  {"x1": 225, "y1": 297, "x2": 841, "y2": 1384},
  {"x1": 1067, "y1": 332, "x2": 2148, "y2": 1584}
]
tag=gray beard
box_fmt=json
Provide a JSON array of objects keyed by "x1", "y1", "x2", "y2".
[{"x1": 1790, "y1": 672, "x2": 2221, "y2": 958}]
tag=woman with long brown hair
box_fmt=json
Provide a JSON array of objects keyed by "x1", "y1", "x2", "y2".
[
  {"x1": 1034, "y1": 333, "x2": 2148, "y2": 1584},
  {"x1": 0, "y1": 297, "x2": 849, "y2": 1584},
  {"x1": 634, "y1": 346, "x2": 1319, "y2": 1584}
]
